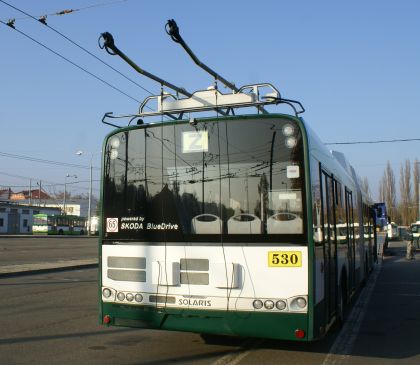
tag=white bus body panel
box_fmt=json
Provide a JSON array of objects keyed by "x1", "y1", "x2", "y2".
[{"x1": 102, "y1": 245, "x2": 308, "y2": 312}]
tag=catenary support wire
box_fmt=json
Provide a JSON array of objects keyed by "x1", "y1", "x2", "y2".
[
  {"x1": 0, "y1": 0, "x2": 154, "y2": 96},
  {"x1": 0, "y1": 19, "x2": 141, "y2": 103}
]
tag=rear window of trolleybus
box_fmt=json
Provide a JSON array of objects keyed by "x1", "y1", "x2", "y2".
[{"x1": 102, "y1": 117, "x2": 306, "y2": 243}]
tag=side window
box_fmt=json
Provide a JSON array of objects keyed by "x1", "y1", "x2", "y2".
[
  {"x1": 345, "y1": 189, "x2": 355, "y2": 244},
  {"x1": 311, "y1": 159, "x2": 322, "y2": 244},
  {"x1": 321, "y1": 172, "x2": 333, "y2": 242},
  {"x1": 335, "y1": 181, "x2": 347, "y2": 245}
]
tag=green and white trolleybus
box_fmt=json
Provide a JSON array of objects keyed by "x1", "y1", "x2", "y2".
[
  {"x1": 33, "y1": 214, "x2": 87, "y2": 235},
  {"x1": 98, "y1": 26, "x2": 375, "y2": 341}
]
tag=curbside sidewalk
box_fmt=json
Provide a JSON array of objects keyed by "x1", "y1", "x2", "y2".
[{"x1": 0, "y1": 259, "x2": 98, "y2": 278}]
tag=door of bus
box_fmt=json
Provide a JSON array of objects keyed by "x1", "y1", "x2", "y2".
[{"x1": 321, "y1": 171, "x2": 337, "y2": 321}]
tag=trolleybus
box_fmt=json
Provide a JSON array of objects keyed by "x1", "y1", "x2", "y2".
[
  {"x1": 33, "y1": 214, "x2": 86, "y2": 235},
  {"x1": 98, "y1": 24, "x2": 376, "y2": 341},
  {"x1": 373, "y1": 202, "x2": 388, "y2": 232}
]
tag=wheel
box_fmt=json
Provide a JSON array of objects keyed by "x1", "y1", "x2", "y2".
[{"x1": 58, "y1": 229, "x2": 64, "y2": 235}]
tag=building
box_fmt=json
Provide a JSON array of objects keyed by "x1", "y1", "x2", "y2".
[
  {"x1": 0, "y1": 187, "x2": 98, "y2": 234},
  {"x1": 0, "y1": 202, "x2": 61, "y2": 234}
]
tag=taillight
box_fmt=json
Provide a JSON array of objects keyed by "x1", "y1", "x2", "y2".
[
  {"x1": 103, "y1": 315, "x2": 111, "y2": 324},
  {"x1": 295, "y1": 329, "x2": 305, "y2": 339}
]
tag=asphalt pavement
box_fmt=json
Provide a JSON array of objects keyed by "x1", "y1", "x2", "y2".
[
  {"x1": 0, "y1": 236, "x2": 98, "y2": 277},
  {"x1": 343, "y1": 240, "x2": 420, "y2": 364},
  {"x1": 1, "y1": 236, "x2": 420, "y2": 363}
]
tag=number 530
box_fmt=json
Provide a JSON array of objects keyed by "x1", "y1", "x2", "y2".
[{"x1": 268, "y1": 251, "x2": 302, "y2": 267}]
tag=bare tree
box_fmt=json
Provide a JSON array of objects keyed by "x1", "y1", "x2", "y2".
[
  {"x1": 382, "y1": 161, "x2": 397, "y2": 220},
  {"x1": 399, "y1": 159, "x2": 412, "y2": 225},
  {"x1": 413, "y1": 159, "x2": 420, "y2": 222},
  {"x1": 378, "y1": 178, "x2": 385, "y2": 202},
  {"x1": 361, "y1": 177, "x2": 370, "y2": 196}
]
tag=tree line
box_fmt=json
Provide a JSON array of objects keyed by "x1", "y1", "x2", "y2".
[{"x1": 378, "y1": 159, "x2": 419, "y2": 226}]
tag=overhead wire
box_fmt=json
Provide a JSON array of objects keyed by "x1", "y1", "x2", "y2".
[
  {"x1": 0, "y1": 21, "x2": 141, "y2": 103},
  {"x1": 0, "y1": 0, "x2": 154, "y2": 96},
  {"x1": 325, "y1": 137, "x2": 420, "y2": 145},
  {"x1": 1, "y1": 0, "x2": 130, "y2": 21},
  {"x1": 0, "y1": 178, "x2": 100, "y2": 190},
  {"x1": 0, "y1": 150, "x2": 99, "y2": 170},
  {"x1": 0, "y1": 19, "x2": 141, "y2": 103}
]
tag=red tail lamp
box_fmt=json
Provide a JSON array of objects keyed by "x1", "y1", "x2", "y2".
[
  {"x1": 103, "y1": 315, "x2": 111, "y2": 324},
  {"x1": 295, "y1": 329, "x2": 306, "y2": 339}
]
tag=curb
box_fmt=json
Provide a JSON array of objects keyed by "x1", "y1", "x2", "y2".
[
  {"x1": 0, "y1": 235, "x2": 98, "y2": 239},
  {"x1": 0, "y1": 261, "x2": 98, "y2": 278}
]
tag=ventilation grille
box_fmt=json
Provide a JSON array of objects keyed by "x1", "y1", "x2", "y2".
[
  {"x1": 107, "y1": 256, "x2": 146, "y2": 282},
  {"x1": 180, "y1": 258, "x2": 209, "y2": 285}
]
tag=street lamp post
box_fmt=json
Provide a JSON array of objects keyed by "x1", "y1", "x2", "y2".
[
  {"x1": 64, "y1": 174, "x2": 77, "y2": 214},
  {"x1": 76, "y1": 151, "x2": 94, "y2": 236}
]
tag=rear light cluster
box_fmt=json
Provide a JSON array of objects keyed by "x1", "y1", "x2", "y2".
[
  {"x1": 252, "y1": 296, "x2": 307, "y2": 312},
  {"x1": 102, "y1": 287, "x2": 144, "y2": 304}
]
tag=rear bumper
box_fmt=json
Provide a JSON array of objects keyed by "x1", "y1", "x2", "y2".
[{"x1": 101, "y1": 302, "x2": 310, "y2": 341}]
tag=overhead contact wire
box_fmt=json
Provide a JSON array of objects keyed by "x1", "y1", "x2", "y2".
[
  {"x1": 0, "y1": 20, "x2": 141, "y2": 103},
  {"x1": 0, "y1": 0, "x2": 154, "y2": 96}
]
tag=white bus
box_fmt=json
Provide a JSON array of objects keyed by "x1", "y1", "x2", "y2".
[
  {"x1": 98, "y1": 83, "x2": 376, "y2": 341},
  {"x1": 33, "y1": 214, "x2": 86, "y2": 235}
]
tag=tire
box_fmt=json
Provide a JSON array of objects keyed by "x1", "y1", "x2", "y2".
[{"x1": 58, "y1": 229, "x2": 64, "y2": 235}]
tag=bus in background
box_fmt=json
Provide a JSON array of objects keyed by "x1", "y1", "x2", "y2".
[
  {"x1": 90, "y1": 216, "x2": 100, "y2": 235},
  {"x1": 373, "y1": 202, "x2": 388, "y2": 232},
  {"x1": 410, "y1": 221, "x2": 420, "y2": 248},
  {"x1": 33, "y1": 214, "x2": 86, "y2": 235}
]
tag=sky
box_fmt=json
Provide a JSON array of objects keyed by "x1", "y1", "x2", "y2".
[{"x1": 0, "y1": 0, "x2": 419, "y2": 201}]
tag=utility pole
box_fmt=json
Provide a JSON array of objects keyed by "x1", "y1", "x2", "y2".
[
  {"x1": 88, "y1": 160, "x2": 92, "y2": 236},
  {"x1": 76, "y1": 150, "x2": 94, "y2": 235},
  {"x1": 29, "y1": 179, "x2": 32, "y2": 205},
  {"x1": 64, "y1": 174, "x2": 77, "y2": 214}
]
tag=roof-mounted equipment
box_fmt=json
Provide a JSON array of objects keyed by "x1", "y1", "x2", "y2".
[
  {"x1": 99, "y1": 32, "x2": 191, "y2": 98},
  {"x1": 98, "y1": 26, "x2": 305, "y2": 128},
  {"x1": 165, "y1": 19, "x2": 268, "y2": 114}
]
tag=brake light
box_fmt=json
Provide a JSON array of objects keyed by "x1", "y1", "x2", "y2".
[{"x1": 295, "y1": 329, "x2": 305, "y2": 339}]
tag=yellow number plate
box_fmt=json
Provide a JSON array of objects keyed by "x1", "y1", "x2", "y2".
[{"x1": 268, "y1": 251, "x2": 302, "y2": 267}]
